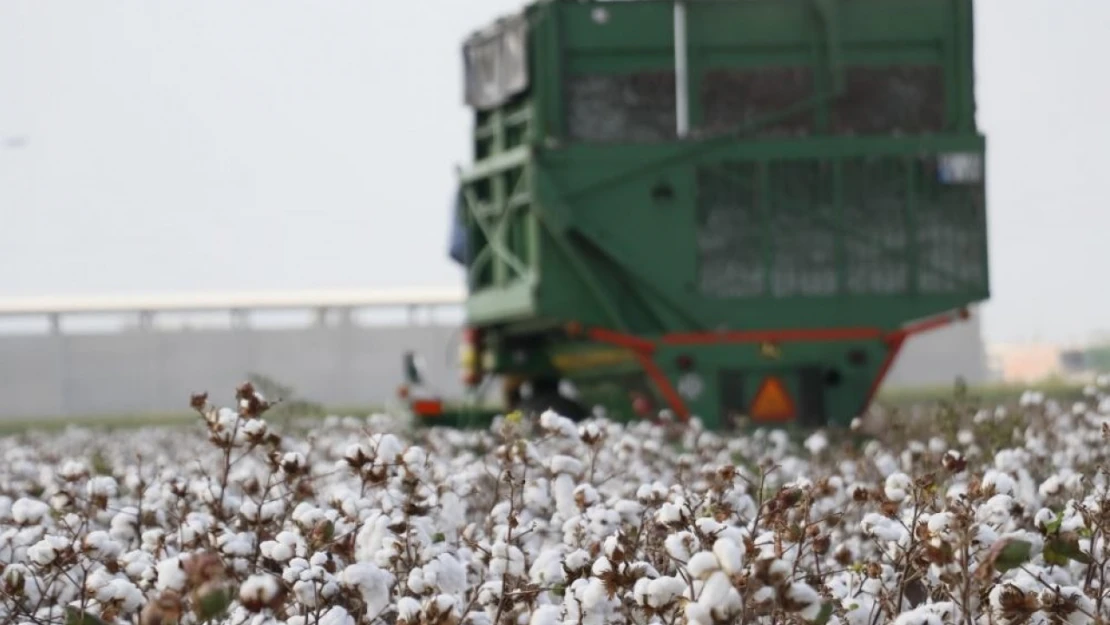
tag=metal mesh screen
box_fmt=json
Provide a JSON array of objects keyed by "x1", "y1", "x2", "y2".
[
  {"x1": 767, "y1": 161, "x2": 838, "y2": 297},
  {"x1": 565, "y1": 71, "x2": 677, "y2": 142},
  {"x1": 842, "y1": 158, "x2": 911, "y2": 295},
  {"x1": 915, "y1": 158, "x2": 987, "y2": 293},
  {"x1": 696, "y1": 155, "x2": 985, "y2": 300},
  {"x1": 695, "y1": 163, "x2": 766, "y2": 297},
  {"x1": 831, "y1": 66, "x2": 946, "y2": 135},
  {"x1": 700, "y1": 67, "x2": 815, "y2": 138}
]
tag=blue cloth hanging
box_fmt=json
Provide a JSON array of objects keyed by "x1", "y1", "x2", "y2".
[{"x1": 448, "y1": 190, "x2": 468, "y2": 266}]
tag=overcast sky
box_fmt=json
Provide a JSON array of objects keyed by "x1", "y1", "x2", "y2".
[{"x1": 0, "y1": 1, "x2": 1106, "y2": 345}]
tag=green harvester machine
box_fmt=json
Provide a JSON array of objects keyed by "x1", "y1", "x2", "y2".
[{"x1": 403, "y1": 0, "x2": 989, "y2": 431}]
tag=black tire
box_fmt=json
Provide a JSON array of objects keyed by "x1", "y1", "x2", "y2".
[{"x1": 517, "y1": 392, "x2": 591, "y2": 422}]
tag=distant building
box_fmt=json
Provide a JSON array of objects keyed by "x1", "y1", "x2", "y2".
[{"x1": 986, "y1": 342, "x2": 1064, "y2": 383}]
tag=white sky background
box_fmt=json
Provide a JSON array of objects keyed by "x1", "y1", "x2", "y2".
[{"x1": 0, "y1": 0, "x2": 1106, "y2": 345}]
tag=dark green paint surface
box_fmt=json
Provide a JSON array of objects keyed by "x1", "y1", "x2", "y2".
[{"x1": 455, "y1": 0, "x2": 987, "y2": 429}]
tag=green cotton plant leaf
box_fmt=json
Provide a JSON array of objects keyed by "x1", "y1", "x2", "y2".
[
  {"x1": 195, "y1": 585, "x2": 234, "y2": 621},
  {"x1": 1045, "y1": 533, "x2": 1093, "y2": 566},
  {"x1": 993, "y1": 538, "x2": 1034, "y2": 573},
  {"x1": 809, "y1": 602, "x2": 835, "y2": 625},
  {"x1": 64, "y1": 608, "x2": 108, "y2": 625}
]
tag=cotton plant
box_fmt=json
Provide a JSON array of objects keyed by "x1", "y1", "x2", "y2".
[{"x1": 2, "y1": 383, "x2": 1110, "y2": 625}]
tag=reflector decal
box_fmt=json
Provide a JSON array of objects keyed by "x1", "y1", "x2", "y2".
[{"x1": 749, "y1": 376, "x2": 796, "y2": 422}]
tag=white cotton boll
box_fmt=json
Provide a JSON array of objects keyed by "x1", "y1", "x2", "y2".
[
  {"x1": 292, "y1": 502, "x2": 326, "y2": 527},
  {"x1": 928, "y1": 437, "x2": 948, "y2": 454},
  {"x1": 874, "y1": 453, "x2": 900, "y2": 478},
  {"x1": 85, "y1": 568, "x2": 116, "y2": 596},
  {"x1": 529, "y1": 548, "x2": 566, "y2": 586},
  {"x1": 1040, "y1": 475, "x2": 1065, "y2": 498},
  {"x1": 612, "y1": 499, "x2": 644, "y2": 522},
  {"x1": 591, "y1": 557, "x2": 613, "y2": 577},
  {"x1": 293, "y1": 580, "x2": 321, "y2": 607},
  {"x1": 645, "y1": 576, "x2": 686, "y2": 608},
  {"x1": 258, "y1": 499, "x2": 285, "y2": 522},
  {"x1": 1034, "y1": 507, "x2": 1058, "y2": 531},
  {"x1": 694, "y1": 517, "x2": 723, "y2": 536},
  {"x1": 340, "y1": 563, "x2": 394, "y2": 619},
  {"x1": 884, "y1": 472, "x2": 912, "y2": 502},
  {"x1": 155, "y1": 556, "x2": 187, "y2": 592},
  {"x1": 219, "y1": 532, "x2": 255, "y2": 558},
  {"x1": 665, "y1": 531, "x2": 699, "y2": 561},
  {"x1": 344, "y1": 443, "x2": 369, "y2": 465},
  {"x1": 712, "y1": 538, "x2": 744, "y2": 575},
  {"x1": 686, "y1": 551, "x2": 720, "y2": 579},
  {"x1": 788, "y1": 581, "x2": 820, "y2": 606},
  {"x1": 540, "y1": 410, "x2": 579, "y2": 438},
  {"x1": 110, "y1": 510, "x2": 140, "y2": 542},
  {"x1": 11, "y1": 498, "x2": 49, "y2": 525},
  {"x1": 983, "y1": 470, "x2": 1016, "y2": 496},
  {"x1": 407, "y1": 567, "x2": 430, "y2": 595},
  {"x1": 58, "y1": 461, "x2": 88, "y2": 481},
  {"x1": 27, "y1": 536, "x2": 66, "y2": 566},
  {"x1": 603, "y1": 535, "x2": 621, "y2": 559},
  {"x1": 633, "y1": 577, "x2": 651, "y2": 605},
  {"x1": 549, "y1": 455, "x2": 584, "y2": 476},
  {"x1": 804, "y1": 432, "x2": 829, "y2": 455},
  {"x1": 552, "y1": 474, "x2": 578, "y2": 519},
  {"x1": 1065, "y1": 473, "x2": 1086, "y2": 493},
  {"x1": 927, "y1": 512, "x2": 956, "y2": 539},
  {"x1": 369, "y1": 433, "x2": 404, "y2": 463},
  {"x1": 530, "y1": 604, "x2": 562, "y2": 625},
  {"x1": 86, "y1": 476, "x2": 118, "y2": 499},
  {"x1": 397, "y1": 596, "x2": 422, "y2": 622},
  {"x1": 957, "y1": 429, "x2": 975, "y2": 445},
  {"x1": 698, "y1": 571, "x2": 741, "y2": 619},
  {"x1": 564, "y1": 549, "x2": 591, "y2": 572},
  {"x1": 685, "y1": 602, "x2": 713, "y2": 625},
  {"x1": 581, "y1": 577, "x2": 612, "y2": 614},
  {"x1": 574, "y1": 484, "x2": 599, "y2": 508},
  {"x1": 319, "y1": 607, "x2": 355, "y2": 625},
  {"x1": 892, "y1": 606, "x2": 944, "y2": 625},
  {"x1": 524, "y1": 479, "x2": 553, "y2": 512},
  {"x1": 861, "y1": 513, "x2": 905, "y2": 543},
  {"x1": 240, "y1": 500, "x2": 261, "y2": 522},
  {"x1": 81, "y1": 531, "x2": 121, "y2": 560},
  {"x1": 240, "y1": 574, "x2": 282, "y2": 605},
  {"x1": 977, "y1": 494, "x2": 1015, "y2": 527},
  {"x1": 656, "y1": 502, "x2": 684, "y2": 525},
  {"x1": 431, "y1": 554, "x2": 467, "y2": 595},
  {"x1": 99, "y1": 578, "x2": 144, "y2": 613},
  {"x1": 262, "y1": 540, "x2": 294, "y2": 563},
  {"x1": 490, "y1": 544, "x2": 526, "y2": 578}
]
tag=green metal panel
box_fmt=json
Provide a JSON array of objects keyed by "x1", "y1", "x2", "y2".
[{"x1": 454, "y1": 0, "x2": 988, "y2": 428}]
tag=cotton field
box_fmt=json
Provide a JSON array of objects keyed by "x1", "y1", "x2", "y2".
[{"x1": 2, "y1": 383, "x2": 1110, "y2": 625}]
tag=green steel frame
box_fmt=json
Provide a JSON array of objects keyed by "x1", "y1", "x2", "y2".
[{"x1": 449, "y1": 0, "x2": 988, "y2": 429}]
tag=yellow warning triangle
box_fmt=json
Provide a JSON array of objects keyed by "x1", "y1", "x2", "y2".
[{"x1": 750, "y1": 376, "x2": 796, "y2": 422}]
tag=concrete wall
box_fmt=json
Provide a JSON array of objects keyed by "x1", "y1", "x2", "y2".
[
  {"x1": 0, "y1": 324, "x2": 465, "y2": 419},
  {"x1": 0, "y1": 311, "x2": 988, "y2": 420}
]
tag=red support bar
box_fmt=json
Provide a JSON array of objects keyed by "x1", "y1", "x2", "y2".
[
  {"x1": 633, "y1": 351, "x2": 691, "y2": 422},
  {"x1": 662, "y1": 326, "x2": 883, "y2": 346},
  {"x1": 863, "y1": 331, "x2": 908, "y2": 411},
  {"x1": 898, "y1": 308, "x2": 967, "y2": 339},
  {"x1": 586, "y1": 327, "x2": 657, "y2": 353}
]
